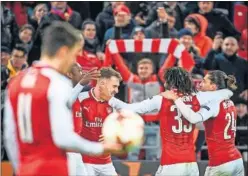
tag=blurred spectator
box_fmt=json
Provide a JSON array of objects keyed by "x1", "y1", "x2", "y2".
[
  {"x1": 235, "y1": 98, "x2": 248, "y2": 147},
  {"x1": 184, "y1": 14, "x2": 213, "y2": 57},
  {"x1": 146, "y1": 7, "x2": 178, "y2": 38},
  {"x1": 29, "y1": 1, "x2": 82, "y2": 65},
  {"x1": 112, "y1": 54, "x2": 164, "y2": 123},
  {"x1": 145, "y1": 2, "x2": 185, "y2": 30},
  {"x1": 28, "y1": 3, "x2": 48, "y2": 31},
  {"x1": 96, "y1": 2, "x2": 124, "y2": 43},
  {"x1": 204, "y1": 36, "x2": 248, "y2": 101},
  {"x1": 15, "y1": 24, "x2": 34, "y2": 53},
  {"x1": 103, "y1": 4, "x2": 136, "y2": 45},
  {"x1": 77, "y1": 20, "x2": 103, "y2": 72},
  {"x1": 160, "y1": 28, "x2": 200, "y2": 77},
  {"x1": 1, "y1": 3, "x2": 19, "y2": 50},
  {"x1": 68, "y1": 1, "x2": 90, "y2": 20},
  {"x1": 185, "y1": 2, "x2": 240, "y2": 40},
  {"x1": 81, "y1": 20, "x2": 105, "y2": 60},
  {"x1": 7, "y1": 44, "x2": 28, "y2": 79},
  {"x1": 1, "y1": 46, "x2": 11, "y2": 90},
  {"x1": 238, "y1": 29, "x2": 248, "y2": 60}
]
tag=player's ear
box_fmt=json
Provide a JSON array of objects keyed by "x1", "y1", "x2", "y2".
[{"x1": 67, "y1": 72, "x2": 72, "y2": 79}]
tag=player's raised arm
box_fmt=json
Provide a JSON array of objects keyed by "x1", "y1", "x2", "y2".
[
  {"x1": 68, "y1": 68, "x2": 101, "y2": 106},
  {"x1": 161, "y1": 90, "x2": 220, "y2": 124},
  {"x1": 49, "y1": 79, "x2": 121, "y2": 155},
  {"x1": 196, "y1": 89, "x2": 233, "y2": 106},
  {"x1": 4, "y1": 92, "x2": 20, "y2": 172}
]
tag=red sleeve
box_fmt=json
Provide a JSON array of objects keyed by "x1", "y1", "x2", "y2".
[
  {"x1": 180, "y1": 50, "x2": 195, "y2": 72},
  {"x1": 158, "y1": 54, "x2": 176, "y2": 83},
  {"x1": 112, "y1": 53, "x2": 136, "y2": 82}
]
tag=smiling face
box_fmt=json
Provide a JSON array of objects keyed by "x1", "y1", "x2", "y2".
[
  {"x1": 222, "y1": 37, "x2": 238, "y2": 56},
  {"x1": 83, "y1": 24, "x2": 96, "y2": 39}
]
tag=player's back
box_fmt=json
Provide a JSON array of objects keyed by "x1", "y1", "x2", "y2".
[
  {"x1": 8, "y1": 65, "x2": 72, "y2": 175},
  {"x1": 204, "y1": 99, "x2": 242, "y2": 166},
  {"x1": 158, "y1": 94, "x2": 200, "y2": 165}
]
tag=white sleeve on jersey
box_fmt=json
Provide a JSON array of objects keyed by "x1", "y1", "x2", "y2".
[
  {"x1": 48, "y1": 79, "x2": 104, "y2": 155},
  {"x1": 196, "y1": 89, "x2": 233, "y2": 106},
  {"x1": 4, "y1": 92, "x2": 19, "y2": 173},
  {"x1": 108, "y1": 95, "x2": 163, "y2": 114},
  {"x1": 68, "y1": 83, "x2": 84, "y2": 107},
  {"x1": 174, "y1": 98, "x2": 220, "y2": 124}
]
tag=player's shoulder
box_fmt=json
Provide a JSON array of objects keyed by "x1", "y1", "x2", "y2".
[{"x1": 78, "y1": 91, "x2": 91, "y2": 103}]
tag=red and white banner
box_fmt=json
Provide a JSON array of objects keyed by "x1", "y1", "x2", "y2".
[{"x1": 104, "y1": 39, "x2": 194, "y2": 71}]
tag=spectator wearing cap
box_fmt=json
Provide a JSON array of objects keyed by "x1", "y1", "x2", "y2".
[
  {"x1": 184, "y1": 2, "x2": 240, "y2": 40},
  {"x1": 96, "y1": 2, "x2": 125, "y2": 43},
  {"x1": 103, "y1": 4, "x2": 136, "y2": 45},
  {"x1": 7, "y1": 44, "x2": 28, "y2": 79},
  {"x1": 184, "y1": 14, "x2": 213, "y2": 57},
  {"x1": 158, "y1": 29, "x2": 196, "y2": 83},
  {"x1": 146, "y1": 7, "x2": 178, "y2": 38}
]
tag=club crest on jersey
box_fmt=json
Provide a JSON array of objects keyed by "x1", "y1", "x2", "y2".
[
  {"x1": 107, "y1": 107, "x2": 113, "y2": 114},
  {"x1": 75, "y1": 111, "x2": 82, "y2": 118}
]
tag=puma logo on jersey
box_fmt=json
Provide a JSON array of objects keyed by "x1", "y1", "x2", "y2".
[{"x1": 83, "y1": 106, "x2": 90, "y2": 112}]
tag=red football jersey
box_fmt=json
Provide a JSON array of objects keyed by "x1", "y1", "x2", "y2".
[
  {"x1": 72, "y1": 99, "x2": 83, "y2": 134},
  {"x1": 78, "y1": 89, "x2": 113, "y2": 164},
  {"x1": 7, "y1": 65, "x2": 73, "y2": 176},
  {"x1": 158, "y1": 95, "x2": 200, "y2": 165},
  {"x1": 204, "y1": 100, "x2": 242, "y2": 166}
]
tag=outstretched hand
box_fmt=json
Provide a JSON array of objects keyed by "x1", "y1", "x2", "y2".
[{"x1": 79, "y1": 68, "x2": 101, "y2": 86}]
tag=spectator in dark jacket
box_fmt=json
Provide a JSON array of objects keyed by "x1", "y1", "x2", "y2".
[
  {"x1": 146, "y1": 7, "x2": 178, "y2": 38},
  {"x1": 95, "y1": 2, "x2": 124, "y2": 43},
  {"x1": 204, "y1": 36, "x2": 248, "y2": 101},
  {"x1": 145, "y1": 2, "x2": 185, "y2": 30},
  {"x1": 14, "y1": 24, "x2": 34, "y2": 53},
  {"x1": 29, "y1": 1, "x2": 82, "y2": 65},
  {"x1": 1, "y1": 4, "x2": 19, "y2": 50},
  {"x1": 185, "y1": 2, "x2": 240, "y2": 40},
  {"x1": 28, "y1": 3, "x2": 48, "y2": 31},
  {"x1": 103, "y1": 4, "x2": 136, "y2": 45}
]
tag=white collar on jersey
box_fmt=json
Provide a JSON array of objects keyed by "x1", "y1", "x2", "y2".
[{"x1": 91, "y1": 88, "x2": 104, "y2": 103}]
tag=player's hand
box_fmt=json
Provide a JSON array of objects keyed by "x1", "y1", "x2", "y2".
[
  {"x1": 102, "y1": 142, "x2": 125, "y2": 155},
  {"x1": 79, "y1": 68, "x2": 101, "y2": 86},
  {"x1": 160, "y1": 90, "x2": 179, "y2": 101},
  {"x1": 99, "y1": 84, "x2": 112, "y2": 101}
]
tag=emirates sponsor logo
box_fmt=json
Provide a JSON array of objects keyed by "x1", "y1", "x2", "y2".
[{"x1": 85, "y1": 117, "x2": 103, "y2": 128}]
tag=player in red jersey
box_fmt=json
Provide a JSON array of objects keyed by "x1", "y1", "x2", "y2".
[
  {"x1": 99, "y1": 67, "x2": 233, "y2": 176},
  {"x1": 3, "y1": 22, "x2": 122, "y2": 176},
  {"x1": 66, "y1": 63, "x2": 101, "y2": 175},
  {"x1": 70, "y1": 67, "x2": 122, "y2": 176},
  {"x1": 163, "y1": 70, "x2": 244, "y2": 176}
]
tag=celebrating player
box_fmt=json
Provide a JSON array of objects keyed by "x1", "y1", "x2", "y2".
[
  {"x1": 4, "y1": 22, "x2": 122, "y2": 176},
  {"x1": 162, "y1": 70, "x2": 244, "y2": 176},
  {"x1": 66, "y1": 63, "x2": 101, "y2": 175},
  {"x1": 71, "y1": 67, "x2": 122, "y2": 176},
  {"x1": 99, "y1": 67, "x2": 233, "y2": 176}
]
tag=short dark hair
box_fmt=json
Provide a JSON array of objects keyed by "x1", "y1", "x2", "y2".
[
  {"x1": 185, "y1": 16, "x2": 201, "y2": 31},
  {"x1": 100, "y1": 67, "x2": 122, "y2": 81},
  {"x1": 81, "y1": 19, "x2": 96, "y2": 31},
  {"x1": 12, "y1": 44, "x2": 28, "y2": 55},
  {"x1": 164, "y1": 67, "x2": 196, "y2": 94},
  {"x1": 41, "y1": 21, "x2": 82, "y2": 57},
  {"x1": 19, "y1": 24, "x2": 35, "y2": 34},
  {"x1": 207, "y1": 70, "x2": 237, "y2": 91}
]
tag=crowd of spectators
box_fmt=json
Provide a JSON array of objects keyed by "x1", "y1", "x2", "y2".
[{"x1": 1, "y1": 1, "x2": 248, "y2": 161}]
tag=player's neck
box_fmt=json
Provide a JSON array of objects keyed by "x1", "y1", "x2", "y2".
[
  {"x1": 92, "y1": 86, "x2": 102, "y2": 101},
  {"x1": 40, "y1": 56, "x2": 65, "y2": 74}
]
